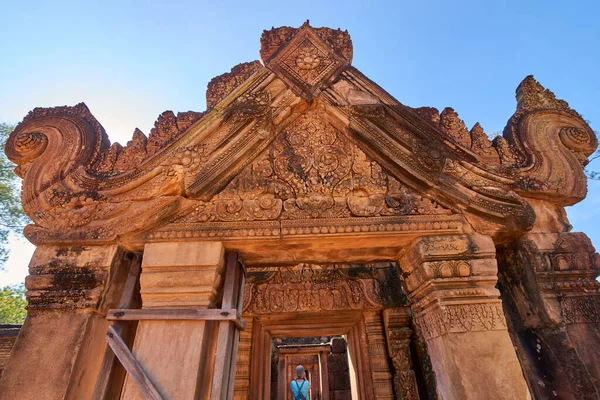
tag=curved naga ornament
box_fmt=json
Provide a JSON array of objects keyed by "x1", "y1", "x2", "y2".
[
  {"x1": 4, "y1": 24, "x2": 598, "y2": 244},
  {"x1": 505, "y1": 76, "x2": 597, "y2": 205},
  {"x1": 5, "y1": 104, "x2": 190, "y2": 241}
]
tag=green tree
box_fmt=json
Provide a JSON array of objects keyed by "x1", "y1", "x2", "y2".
[
  {"x1": 0, "y1": 122, "x2": 29, "y2": 269},
  {"x1": 0, "y1": 283, "x2": 26, "y2": 324}
]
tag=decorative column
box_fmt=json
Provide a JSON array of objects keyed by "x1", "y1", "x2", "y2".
[
  {"x1": 399, "y1": 234, "x2": 529, "y2": 400},
  {"x1": 0, "y1": 245, "x2": 129, "y2": 400},
  {"x1": 120, "y1": 241, "x2": 226, "y2": 400},
  {"x1": 383, "y1": 308, "x2": 420, "y2": 400},
  {"x1": 363, "y1": 311, "x2": 394, "y2": 399},
  {"x1": 233, "y1": 318, "x2": 253, "y2": 399},
  {"x1": 497, "y1": 232, "x2": 600, "y2": 399}
]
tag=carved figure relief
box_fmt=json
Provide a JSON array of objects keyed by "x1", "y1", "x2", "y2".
[{"x1": 242, "y1": 263, "x2": 402, "y2": 315}]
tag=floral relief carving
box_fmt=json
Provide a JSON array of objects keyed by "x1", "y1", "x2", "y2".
[
  {"x1": 415, "y1": 302, "x2": 507, "y2": 340},
  {"x1": 562, "y1": 296, "x2": 600, "y2": 324},
  {"x1": 176, "y1": 109, "x2": 453, "y2": 227},
  {"x1": 242, "y1": 264, "x2": 389, "y2": 315},
  {"x1": 283, "y1": 38, "x2": 335, "y2": 84}
]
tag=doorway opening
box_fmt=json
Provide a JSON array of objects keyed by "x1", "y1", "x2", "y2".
[{"x1": 271, "y1": 336, "x2": 356, "y2": 400}]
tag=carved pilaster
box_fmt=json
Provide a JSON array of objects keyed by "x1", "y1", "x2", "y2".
[
  {"x1": 383, "y1": 308, "x2": 419, "y2": 400},
  {"x1": 363, "y1": 311, "x2": 394, "y2": 400},
  {"x1": 399, "y1": 234, "x2": 529, "y2": 400},
  {"x1": 233, "y1": 318, "x2": 253, "y2": 399},
  {"x1": 521, "y1": 233, "x2": 598, "y2": 325},
  {"x1": 497, "y1": 232, "x2": 600, "y2": 400},
  {"x1": 400, "y1": 234, "x2": 506, "y2": 339}
]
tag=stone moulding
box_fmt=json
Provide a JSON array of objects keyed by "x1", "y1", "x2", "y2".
[{"x1": 4, "y1": 22, "x2": 597, "y2": 249}]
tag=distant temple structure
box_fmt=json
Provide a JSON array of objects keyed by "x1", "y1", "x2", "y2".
[{"x1": 0, "y1": 22, "x2": 599, "y2": 400}]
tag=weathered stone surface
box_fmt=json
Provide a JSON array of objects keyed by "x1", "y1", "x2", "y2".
[
  {"x1": 206, "y1": 61, "x2": 263, "y2": 109},
  {"x1": 497, "y1": 232, "x2": 600, "y2": 400},
  {"x1": 0, "y1": 245, "x2": 128, "y2": 400},
  {"x1": 0, "y1": 326, "x2": 19, "y2": 380}
]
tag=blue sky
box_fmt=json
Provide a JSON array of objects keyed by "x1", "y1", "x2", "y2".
[{"x1": 1, "y1": 0, "x2": 599, "y2": 283}]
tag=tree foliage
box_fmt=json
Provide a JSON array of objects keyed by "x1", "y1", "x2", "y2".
[
  {"x1": 0, "y1": 283, "x2": 26, "y2": 324},
  {"x1": 586, "y1": 147, "x2": 600, "y2": 180},
  {"x1": 0, "y1": 123, "x2": 29, "y2": 268}
]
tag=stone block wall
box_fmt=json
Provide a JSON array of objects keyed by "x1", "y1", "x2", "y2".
[
  {"x1": 328, "y1": 338, "x2": 351, "y2": 400},
  {"x1": 0, "y1": 326, "x2": 20, "y2": 380}
]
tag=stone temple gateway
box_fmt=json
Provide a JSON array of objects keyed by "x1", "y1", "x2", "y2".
[{"x1": 0, "y1": 22, "x2": 599, "y2": 400}]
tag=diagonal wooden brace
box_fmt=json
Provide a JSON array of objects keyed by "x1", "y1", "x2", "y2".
[{"x1": 105, "y1": 325, "x2": 164, "y2": 400}]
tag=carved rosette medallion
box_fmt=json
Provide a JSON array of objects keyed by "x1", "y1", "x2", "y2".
[
  {"x1": 261, "y1": 24, "x2": 349, "y2": 99},
  {"x1": 282, "y1": 38, "x2": 336, "y2": 86}
]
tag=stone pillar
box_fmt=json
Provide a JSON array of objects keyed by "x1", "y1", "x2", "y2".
[
  {"x1": 399, "y1": 234, "x2": 529, "y2": 400},
  {"x1": 120, "y1": 242, "x2": 225, "y2": 400},
  {"x1": 383, "y1": 308, "x2": 420, "y2": 400},
  {"x1": 363, "y1": 311, "x2": 394, "y2": 399},
  {"x1": 497, "y1": 232, "x2": 600, "y2": 400},
  {"x1": 0, "y1": 245, "x2": 129, "y2": 400},
  {"x1": 328, "y1": 338, "x2": 352, "y2": 400}
]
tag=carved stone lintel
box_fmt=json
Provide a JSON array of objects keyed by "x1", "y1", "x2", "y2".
[{"x1": 242, "y1": 263, "x2": 405, "y2": 315}]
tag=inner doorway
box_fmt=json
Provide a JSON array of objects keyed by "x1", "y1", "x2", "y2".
[
  {"x1": 233, "y1": 263, "x2": 410, "y2": 399},
  {"x1": 271, "y1": 336, "x2": 354, "y2": 400}
]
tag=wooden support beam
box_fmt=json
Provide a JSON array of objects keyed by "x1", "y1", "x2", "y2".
[
  {"x1": 92, "y1": 253, "x2": 142, "y2": 400},
  {"x1": 106, "y1": 308, "x2": 246, "y2": 331},
  {"x1": 211, "y1": 252, "x2": 244, "y2": 400},
  {"x1": 105, "y1": 325, "x2": 163, "y2": 400}
]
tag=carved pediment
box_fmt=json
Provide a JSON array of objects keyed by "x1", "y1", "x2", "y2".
[
  {"x1": 5, "y1": 23, "x2": 597, "y2": 245},
  {"x1": 152, "y1": 107, "x2": 459, "y2": 241}
]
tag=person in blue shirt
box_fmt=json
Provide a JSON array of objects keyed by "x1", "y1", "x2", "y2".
[{"x1": 290, "y1": 365, "x2": 311, "y2": 400}]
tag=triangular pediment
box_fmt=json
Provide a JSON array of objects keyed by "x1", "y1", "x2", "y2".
[
  {"x1": 8, "y1": 23, "x2": 595, "y2": 246},
  {"x1": 151, "y1": 106, "x2": 460, "y2": 242}
]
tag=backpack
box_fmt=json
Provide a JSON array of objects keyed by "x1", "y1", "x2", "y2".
[{"x1": 294, "y1": 380, "x2": 307, "y2": 400}]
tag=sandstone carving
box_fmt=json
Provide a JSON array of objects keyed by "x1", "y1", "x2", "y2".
[
  {"x1": 7, "y1": 23, "x2": 597, "y2": 244},
  {"x1": 2, "y1": 22, "x2": 600, "y2": 400}
]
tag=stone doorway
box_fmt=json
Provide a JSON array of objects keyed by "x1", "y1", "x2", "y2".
[
  {"x1": 232, "y1": 263, "x2": 417, "y2": 399},
  {"x1": 271, "y1": 336, "x2": 353, "y2": 400}
]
